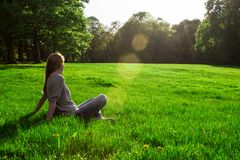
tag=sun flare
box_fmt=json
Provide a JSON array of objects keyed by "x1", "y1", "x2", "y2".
[{"x1": 132, "y1": 33, "x2": 148, "y2": 52}]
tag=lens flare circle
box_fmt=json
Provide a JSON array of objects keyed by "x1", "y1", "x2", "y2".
[
  {"x1": 117, "y1": 54, "x2": 142, "y2": 80},
  {"x1": 118, "y1": 53, "x2": 141, "y2": 63},
  {"x1": 132, "y1": 33, "x2": 148, "y2": 52}
]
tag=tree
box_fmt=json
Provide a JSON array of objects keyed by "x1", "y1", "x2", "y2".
[
  {"x1": 112, "y1": 12, "x2": 175, "y2": 63},
  {"x1": 22, "y1": 0, "x2": 91, "y2": 63},
  {"x1": 104, "y1": 21, "x2": 121, "y2": 62},
  {"x1": 0, "y1": 0, "x2": 91, "y2": 63},
  {"x1": 86, "y1": 17, "x2": 121, "y2": 62},
  {"x1": 195, "y1": 0, "x2": 240, "y2": 64},
  {"x1": 146, "y1": 18, "x2": 176, "y2": 63},
  {"x1": 173, "y1": 19, "x2": 200, "y2": 63},
  {"x1": 0, "y1": 0, "x2": 23, "y2": 63},
  {"x1": 86, "y1": 16, "x2": 106, "y2": 62}
]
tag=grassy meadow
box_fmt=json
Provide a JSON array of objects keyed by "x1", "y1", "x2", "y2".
[{"x1": 0, "y1": 63, "x2": 240, "y2": 159}]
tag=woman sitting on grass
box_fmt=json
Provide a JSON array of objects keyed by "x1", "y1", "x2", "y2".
[{"x1": 33, "y1": 53, "x2": 109, "y2": 121}]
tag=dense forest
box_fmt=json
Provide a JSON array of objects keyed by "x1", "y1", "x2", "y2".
[{"x1": 0, "y1": 0, "x2": 239, "y2": 64}]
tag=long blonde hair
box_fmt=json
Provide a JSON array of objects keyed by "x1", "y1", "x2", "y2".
[{"x1": 43, "y1": 53, "x2": 65, "y2": 95}]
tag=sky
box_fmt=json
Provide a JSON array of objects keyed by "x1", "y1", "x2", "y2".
[{"x1": 84, "y1": 0, "x2": 207, "y2": 26}]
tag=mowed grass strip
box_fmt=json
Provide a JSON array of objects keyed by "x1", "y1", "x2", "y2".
[{"x1": 0, "y1": 64, "x2": 239, "y2": 159}]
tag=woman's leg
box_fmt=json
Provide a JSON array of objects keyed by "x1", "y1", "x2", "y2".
[{"x1": 75, "y1": 94, "x2": 107, "y2": 119}]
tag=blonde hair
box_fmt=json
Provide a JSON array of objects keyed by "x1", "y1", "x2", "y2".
[{"x1": 43, "y1": 53, "x2": 65, "y2": 94}]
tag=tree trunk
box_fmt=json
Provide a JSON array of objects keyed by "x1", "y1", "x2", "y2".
[
  {"x1": 24, "y1": 42, "x2": 32, "y2": 61},
  {"x1": 52, "y1": 46, "x2": 56, "y2": 53},
  {"x1": 71, "y1": 54, "x2": 76, "y2": 62},
  {"x1": 18, "y1": 40, "x2": 24, "y2": 62},
  {"x1": 0, "y1": 48, "x2": 3, "y2": 62},
  {"x1": 5, "y1": 32, "x2": 16, "y2": 64},
  {"x1": 26, "y1": 48, "x2": 32, "y2": 61},
  {"x1": 84, "y1": 52, "x2": 89, "y2": 62},
  {"x1": 32, "y1": 26, "x2": 41, "y2": 63},
  {"x1": 33, "y1": 37, "x2": 41, "y2": 63}
]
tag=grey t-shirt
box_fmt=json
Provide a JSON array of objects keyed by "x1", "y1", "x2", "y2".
[{"x1": 46, "y1": 73, "x2": 76, "y2": 115}]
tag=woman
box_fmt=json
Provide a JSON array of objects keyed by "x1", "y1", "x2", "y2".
[{"x1": 33, "y1": 53, "x2": 108, "y2": 121}]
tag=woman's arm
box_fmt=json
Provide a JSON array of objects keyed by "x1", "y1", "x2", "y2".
[
  {"x1": 46, "y1": 101, "x2": 57, "y2": 121},
  {"x1": 34, "y1": 94, "x2": 47, "y2": 114}
]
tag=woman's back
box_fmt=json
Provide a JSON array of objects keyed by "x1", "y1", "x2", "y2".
[{"x1": 47, "y1": 73, "x2": 76, "y2": 115}]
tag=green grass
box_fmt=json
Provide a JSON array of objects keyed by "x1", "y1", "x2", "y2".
[{"x1": 0, "y1": 63, "x2": 240, "y2": 159}]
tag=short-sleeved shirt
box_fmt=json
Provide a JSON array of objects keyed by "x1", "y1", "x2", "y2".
[{"x1": 46, "y1": 73, "x2": 76, "y2": 115}]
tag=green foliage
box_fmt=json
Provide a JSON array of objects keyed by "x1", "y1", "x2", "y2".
[
  {"x1": 112, "y1": 12, "x2": 176, "y2": 63},
  {"x1": 95, "y1": 12, "x2": 200, "y2": 63},
  {"x1": 86, "y1": 17, "x2": 121, "y2": 62},
  {"x1": 0, "y1": 0, "x2": 91, "y2": 63},
  {"x1": 0, "y1": 64, "x2": 240, "y2": 159},
  {"x1": 21, "y1": 0, "x2": 91, "y2": 54},
  {"x1": 86, "y1": 16, "x2": 106, "y2": 61},
  {"x1": 173, "y1": 19, "x2": 201, "y2": 63},
  {"x1": 0, "y1": 1, "x2": 23, "y2": 34},
  {"x1": 195, "y1": 0, "x2": 240, "y2": 64}
]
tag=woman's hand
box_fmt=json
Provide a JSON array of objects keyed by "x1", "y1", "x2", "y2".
[{"x1": 34, "y1": 94, "x2": 47, "y2": 114}]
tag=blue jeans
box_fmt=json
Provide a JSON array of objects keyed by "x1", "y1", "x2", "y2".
[{"x1": 75, "y1": 94, "x2": 107, "y2": 119}]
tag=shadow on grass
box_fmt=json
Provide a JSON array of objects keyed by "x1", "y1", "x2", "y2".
[
  {"x1": 211, "y1": 65, "x2": 240, "y2": 69},
  {"x1": 0, "y1": 65, "x2": 44, "y2": 70},
  {"x1": 0, "y1": 112, "x2": 46, "y2": 141},
  {"x1": 0, "y1": 112, "x2": 96, "y2": 141}
]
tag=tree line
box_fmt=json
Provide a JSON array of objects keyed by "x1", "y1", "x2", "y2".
[
  {"x1": 88, "y1": 0, "x2": 240, "y2": 65},
  {"x1": 1, "y1": 0, "x2": 239, "y2": 65},
  {"x1": 87, "y1": 13, "x2": 201, "y2": 64}
]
